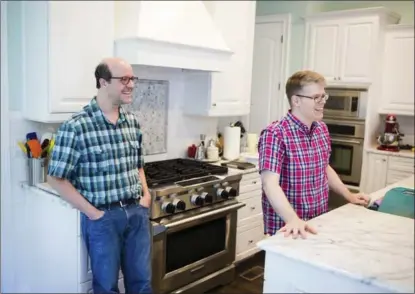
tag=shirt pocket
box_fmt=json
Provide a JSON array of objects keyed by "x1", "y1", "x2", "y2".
[
  {"x1": 128, "y1": 140, "x2": 142, "y2": 166},
  {"x1": 81, "y1": 146, "x2": 110, "y2": 175}
]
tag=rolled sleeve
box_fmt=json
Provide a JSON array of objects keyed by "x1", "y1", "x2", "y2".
[
  {"x1": 47, "y1": 122, "x2": 80, "y2": 180},
  {"x1": 258, "y1": 127, "x2": 285, "y2": 175}
]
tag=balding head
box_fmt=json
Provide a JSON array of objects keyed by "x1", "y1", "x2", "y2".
[
  {"x1": 94, "y1": 57, "x2": 136, "y2": 106},
  {"x1": 94, "y1": 57, "x2": 133, "y2": 89}
]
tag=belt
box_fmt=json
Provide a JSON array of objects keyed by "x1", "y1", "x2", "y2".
[{"x1": 97, "y1": 198, "x2": 139, "y2": 210}]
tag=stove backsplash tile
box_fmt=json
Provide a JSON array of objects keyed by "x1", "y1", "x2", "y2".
[{"x1": 122, "y1": 79, "x2": 169, "y2": 155}]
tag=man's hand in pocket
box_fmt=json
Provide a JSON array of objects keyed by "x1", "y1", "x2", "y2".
[{"x1": 139, "y1": 193, "x2": 152, "y2": 208}]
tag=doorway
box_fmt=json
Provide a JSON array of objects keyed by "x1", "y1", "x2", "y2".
[{"x1": 247, "y1": 14, "x2": 291, "y2": 135}]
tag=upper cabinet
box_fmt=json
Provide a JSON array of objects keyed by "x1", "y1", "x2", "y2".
[
  {"x1": 378, "y1": 25, "x2": 414, "y2": 116},
  {"x1": 22, "y1": 1, "x2": 114, "y2": 122},
  {"x1": 303, "y1": 8, "x2": 400, "y2": 86},
  {"x1": 183, "y1": 1, "x2": 257, "y2": 116}
]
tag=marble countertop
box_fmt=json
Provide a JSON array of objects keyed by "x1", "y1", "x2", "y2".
[
  {"x1": 365, "y1": 145, "x2": 414, "y2": 158},
  {"x1": 257, "y1": 175, "x2": 414, "y2": 293}
]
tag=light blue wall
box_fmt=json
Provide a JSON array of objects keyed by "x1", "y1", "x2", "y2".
[{"x1": 7, "y1": 1, "x2": 23, "y2": 111}]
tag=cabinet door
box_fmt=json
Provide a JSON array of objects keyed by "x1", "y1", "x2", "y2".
[
  {"x1": 209, "y1": 1, "x2": 256, "y2": 115},
  {"x1": 48, "y1": 1, "x2": 114, "y2": 113},
  {"x1": 365, "y1": 153, "x2": 388, "y2": 194},
  {"x1": 338, "y1": 19, "x2": 375, "y2": 83},
  {"x1": 304, "y1": 21, "x2": 341, "y2": 82},
  {"x1": 379, "y1": 26, "x2": 414, "y2": 116}
]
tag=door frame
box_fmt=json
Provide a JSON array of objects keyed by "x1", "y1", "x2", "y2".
[
  {"x1": 1, "y1": 1, "x2": 14, "y2": 292},
  {"x1": 246, "y1": 13, "x2": 292, "y2": 131}
]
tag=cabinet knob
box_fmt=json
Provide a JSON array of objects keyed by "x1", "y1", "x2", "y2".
[
  {"x1": 212, "y1": 103, "x2": 216, "y2": 107},
  {"x1": 338, "y1": 77, "x2": 341, "y2": 80},
  {"x1": 334, "y1": 77, "x2": 337, "y2": 80}
]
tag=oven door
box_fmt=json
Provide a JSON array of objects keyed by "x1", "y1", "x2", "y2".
[
  {"x1": 151, "y1": 201, "x2": 245, "y2": 294},
  {"x1": 329, "y1": 136, "x2": 363, "y2": 186}
]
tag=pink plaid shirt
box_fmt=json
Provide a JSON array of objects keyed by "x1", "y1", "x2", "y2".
[{"x1": 258, "y1": 112, "x2": 331, "y2": 235}]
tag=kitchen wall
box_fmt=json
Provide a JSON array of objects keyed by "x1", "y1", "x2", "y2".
[
  {"x1": 255, "y1": 0, "x2": 415, "y2": 142},
  {"x1": 256, "y1": 0, "x2": 414, "y2": 75},
  {"x1": 6, "y1": 1, "x2": 239, "y2": 164}
]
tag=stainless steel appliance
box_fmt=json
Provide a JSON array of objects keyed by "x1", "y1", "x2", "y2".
[
  {"x1": 324, "y1": 88, "x2": 366, "y2": 118},
  {"x1": 324, "y1": 118, "x2": 365, "y2": 186},
  {"x1": 144, "y1": 159, "x2": 244, "y2": 294}
]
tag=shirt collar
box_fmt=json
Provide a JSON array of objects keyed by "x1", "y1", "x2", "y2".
[
  {"x1": 85, "y1": 97, "x2": 127, "y2": 126},
  {"x1": 287, "y1": 110, "x2": 318, "y2": 135}
]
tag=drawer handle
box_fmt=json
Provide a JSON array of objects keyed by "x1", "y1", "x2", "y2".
[
  {"x1": 252, "y1": 180, "x2": 257, "y2": 184},
  {"x1": 250, "y1": 206, "x2": 255, "y2": 210}
]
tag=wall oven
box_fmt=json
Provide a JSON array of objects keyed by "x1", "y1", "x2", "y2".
[
  {"x1": 324, "y1": 88, "x2": 366, "y2": 118},
  {"x1": 324, "y1": 118, "x2": 365, "y2": 186},
  {"x1": 151, "y1": 200, "x2": 245, "y2": 294}
]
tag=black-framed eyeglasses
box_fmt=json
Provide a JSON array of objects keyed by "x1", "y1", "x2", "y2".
[
  {"x1": 111, "y1": 76, "x2": 139, "y2": 86},
  {"x1": 295, "y1": 93, "x2": 329, "y2": 103}
]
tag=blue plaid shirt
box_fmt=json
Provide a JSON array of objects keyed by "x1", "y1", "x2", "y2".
[{"x1": 48, "y1": 98, "x2": 145, "y2": 206}]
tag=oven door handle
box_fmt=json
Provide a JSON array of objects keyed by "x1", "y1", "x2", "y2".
[
  {"x1": 164, "y1": 202, "x2": 246, "y2": 229},
  {"x1": 331, "y1": 138, "x2": 362, "y2": 145}
]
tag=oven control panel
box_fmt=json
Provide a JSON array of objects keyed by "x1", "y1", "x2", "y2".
[{"x1": 150, "y1": 180, "x2": 240, "y2": 219}]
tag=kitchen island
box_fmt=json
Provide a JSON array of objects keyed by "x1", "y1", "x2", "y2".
[{"x1": 257, "y1": 175, "x2": 414, "y2": 293}]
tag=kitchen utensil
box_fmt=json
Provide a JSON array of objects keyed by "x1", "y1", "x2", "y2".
[
  {"x1": 26, "y1": 132, "x2": 38, "y2": 141},
  {"x1": 221, "y1": 161, "x2": 256, "y2": 170},
  {"x1": 27, "y1": 139, "x2": 42, "y2": 158},
  {"x1": 40, "y1": 132, "x2": 53, "y2": 145},
  {"x1": 24, "y1": 142, "x2": 31, "y2": 158},
  {"x1": 17, "y1": 141, "x2": 27, "y2": 155}
]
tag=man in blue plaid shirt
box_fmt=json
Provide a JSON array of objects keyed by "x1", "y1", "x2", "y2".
[{"x1": 48, "y1": 57, "x2": 152, "y2": 294}]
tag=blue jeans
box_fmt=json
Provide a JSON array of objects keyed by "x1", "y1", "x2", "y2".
[{"x1": 81, "y1": 203, "x2": 152, "y2": 294}]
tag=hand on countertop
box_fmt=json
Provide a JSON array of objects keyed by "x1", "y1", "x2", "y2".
[
  {"x1": 349, "y1": 192, "x2": 371, "y2": 207},
  {"x1": 278, "y1": 218, "x2": 318, "y2": 239}
]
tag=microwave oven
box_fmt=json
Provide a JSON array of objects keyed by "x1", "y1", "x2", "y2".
[{"x1": 324, "y1": 88, "x2": 366, "y2": 118}]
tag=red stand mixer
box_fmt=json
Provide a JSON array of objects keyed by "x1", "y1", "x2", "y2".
[{"x1": 377, "y1": 114, "x2": 404, "y2": 152}]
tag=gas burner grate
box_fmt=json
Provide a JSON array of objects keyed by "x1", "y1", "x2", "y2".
[{"x1": 144, "y1": 158, "x2": 228, "y2": 188}]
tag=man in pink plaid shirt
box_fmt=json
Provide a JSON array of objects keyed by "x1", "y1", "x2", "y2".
[{"x1": 258, "y1": 70, "x2": 370, "y2": 239}]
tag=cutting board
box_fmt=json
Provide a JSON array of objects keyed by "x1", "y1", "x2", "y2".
[{"x1": 378, "y1": 187, "x2": 414, "y2": 219}]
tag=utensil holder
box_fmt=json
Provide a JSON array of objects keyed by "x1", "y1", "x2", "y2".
[{"x1": 27, "y1": 158, "x2": 47, "y2": 186}]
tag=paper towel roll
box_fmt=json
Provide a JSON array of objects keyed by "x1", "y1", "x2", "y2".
[
  {"x1": 223, "y1": 126, "x2": 241, "y2": 160},
  {"x1": 246, "y1": 133, "x2": 258, "y2": 154}
]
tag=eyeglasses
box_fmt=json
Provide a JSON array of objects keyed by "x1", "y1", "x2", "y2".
[
  {"x1": 111, "y1": 76, "x2": 139, "y2": 86},
  {"x1": 295, "y1": 93, "x2": 329, "y2": 103}
]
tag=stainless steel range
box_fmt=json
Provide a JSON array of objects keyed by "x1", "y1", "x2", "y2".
[{"x1": 144, "y1": 158, "x2": 245, "y2": 294}]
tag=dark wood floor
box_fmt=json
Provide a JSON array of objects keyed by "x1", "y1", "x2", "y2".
[{"x1": 206, "y1": 251, "x2": 265, "y2": 294}]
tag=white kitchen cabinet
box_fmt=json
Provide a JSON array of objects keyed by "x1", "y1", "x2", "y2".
[
  {"x1": 304, "y1": 8, "x2": 400, "y2": 86},
  {"x1": 22, "y1": 1, "x2": 114, "y2": 123},
  {"x1": 235, "y1": 171, "x2": 265, "y2": 262},
  {"x1": 362, "y1": 151, "x2": 414, "y2": 194},
  {"x1": 378, "y1": 25, "x2": 414, "y2": 116},
  {"x1": 183, "y1": 1, "x2": 256, "y2": 116},
  {"x1": 363, "y1": 153, "x2": 388, "y2": 194}
]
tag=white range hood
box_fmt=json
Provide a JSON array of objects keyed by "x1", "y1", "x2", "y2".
[{"x1": 114, "y1": 1, "x2": 233, "y2": 72}]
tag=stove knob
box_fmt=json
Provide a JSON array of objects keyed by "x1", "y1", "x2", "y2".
[
  {"x1": 201, "y1": 192, "x2": 213, "y2": 204},
  {"x1": 161, "y1": 202, "x2": 175, "y2": 214},
  {"x1": 191, "y1": 194, "x2": 204, "y2": 206},
  {"x1": 225, "y1": 186, "x2": 237, "y2": 197},
  {"x1": 217, "y1": 188, "x2": 229, "y2": 199},
  {"x1": 173, "y1": 199, "x2": 186, "y2": 211}
]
